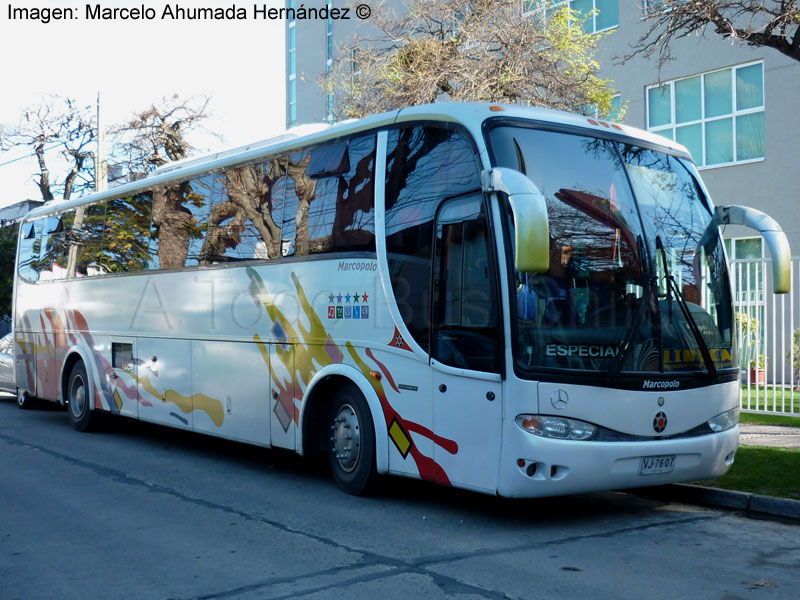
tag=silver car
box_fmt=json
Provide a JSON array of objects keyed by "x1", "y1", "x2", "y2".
[{"x1": 0, "y1": 333, "x2": 15, "y2": 395}]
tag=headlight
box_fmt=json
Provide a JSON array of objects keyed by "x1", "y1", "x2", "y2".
[
  {"x1": 707, "y1": 407, "x2": 739, "y2": 433},
  {"x1": 515, "y1": 414, "x2": 597, "y2": 440}
]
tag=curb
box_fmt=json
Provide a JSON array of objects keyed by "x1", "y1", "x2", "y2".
[{"x1": 632, "y1": 484, "x2": 800, "y2": 521}]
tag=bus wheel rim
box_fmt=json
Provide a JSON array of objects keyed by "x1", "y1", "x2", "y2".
[
  {"x1": 70, "y1": 374, "x2": 86, "y2": 418},
  {"x1": 331, "y1": 403, "x2": 361, "y2": 473}
]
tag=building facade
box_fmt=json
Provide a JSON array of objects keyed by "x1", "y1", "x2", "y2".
[{"x1": 286, "y1": 0, "x2": 800, "y2": 257}]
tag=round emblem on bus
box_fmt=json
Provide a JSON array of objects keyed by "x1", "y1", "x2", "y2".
[
  {"x1": 551, "y1": 389, "x2": 569, "y2": 410},
  {"x1": 653, "y1": 411, "x2": 668, "y2": 433}
]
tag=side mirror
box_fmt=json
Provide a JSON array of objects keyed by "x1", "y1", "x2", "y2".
[
  {"x1": 482, "y1": 168, "x2": 549, "y2": 272},
  {"x1": 715, "y1": 204, "x2": 791, "y2": 294}
]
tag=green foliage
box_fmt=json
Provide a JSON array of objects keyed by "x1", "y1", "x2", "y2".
[
  {"x1": 332, "y1": 0, "x2": 623, "y2": 120},
  {"x1": 736, "y1": 311, "x2": 762, "y2": 370},
  {"x1": 787, "y1": 328, "x2": 800, "y2": 379},
  {"x1": 0, "y1": 224, "x2": 19, "y2": 318}
]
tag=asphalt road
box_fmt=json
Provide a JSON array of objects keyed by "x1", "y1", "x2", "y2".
[{"x1": 1, "y1": 395, "x2": 798, "y2": 600}]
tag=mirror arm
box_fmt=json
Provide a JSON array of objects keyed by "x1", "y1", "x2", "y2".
[{"x1": 716, "y1": 204, "x2": 792, "y2": 293}]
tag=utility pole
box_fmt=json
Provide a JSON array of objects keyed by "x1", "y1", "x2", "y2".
[
  {"x1": 68, "y1": 92, "x2": 106, "y2": 277},
  {"x1": 95, "y1": 92, "x2": 108, "y2": 192}
]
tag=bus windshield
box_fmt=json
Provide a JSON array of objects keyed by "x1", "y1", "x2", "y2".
[{"x1": 489, "y1": 125, "x2": 736, "y2": 378}]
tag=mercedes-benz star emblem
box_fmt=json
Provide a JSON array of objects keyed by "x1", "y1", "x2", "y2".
[{"x1": 551, "y1": 389, "x2": 569, "y2": 410}]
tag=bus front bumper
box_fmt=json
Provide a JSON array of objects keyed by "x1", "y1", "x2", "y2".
[{"x1": 496, "y1": 420, "x2": 739, "y2": 498}]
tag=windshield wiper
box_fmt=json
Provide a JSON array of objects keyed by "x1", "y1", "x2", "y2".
[{"x1": 656, "y1": 235, "x2": 718, "y2": 381}]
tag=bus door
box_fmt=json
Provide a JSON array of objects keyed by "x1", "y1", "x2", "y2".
[{"x1": 431, "y1": 194, "x2": 503, "y2": 493}]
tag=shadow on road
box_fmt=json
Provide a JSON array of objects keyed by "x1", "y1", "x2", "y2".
[{"x1": 0, "y1": 392, "x2": 676, "y2": 525}]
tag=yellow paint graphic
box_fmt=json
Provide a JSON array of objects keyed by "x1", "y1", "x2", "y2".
[
  {"x1": 246, "y1": 268, "x2": 459, "y2": 484},
  {"x1": 113, "y1": 389, "x2": 123, "y2": 411},
  {"x1": 389, "y1": 419, "x2": 412, "y2": 458},
  {"x1": 135, "y1": 373, "x2": 225, "y2": 427},
  {"x1": 248, "y1": 269, "x2": 345, "y2": 426}
]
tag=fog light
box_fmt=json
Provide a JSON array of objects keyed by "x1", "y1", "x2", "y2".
[{"x1": 515, "y1": 414, "x2": 596, "y2": 440}]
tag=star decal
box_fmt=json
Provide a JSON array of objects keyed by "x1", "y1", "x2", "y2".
[
  {"x1": 337, "y1": 293, "x2": 343, "y2": 303},
  {"x1": 361, "y1": 291, "x2": 369, "y2": 303},
  {"x1": 328, "y1": 293, "x2": 335, "y2": 303},
  {"x1": 345, "y1": 293, "x2": 351, "y2": 303},
  {"x1": 352, "y1": 290, "x2": 360, "y2": 303}
]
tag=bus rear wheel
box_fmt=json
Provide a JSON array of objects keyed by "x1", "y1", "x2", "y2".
[
  {"x1": 328, "y1": 386, "x2": 378, "y2": 495},
  {"x1": 67, "y1": 361, "x2": 103, "y2": 432}
]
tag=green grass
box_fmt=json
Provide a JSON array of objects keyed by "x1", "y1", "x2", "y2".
[
  {"x1": 693, "y1": 446, "x2": 800, "y2": 500},
  {"x1": 740, "y1": 384, "x2": 800, "y2": 415},
  {"x1": 740, "y1": 412, "x2": 800, "y2": 428}
]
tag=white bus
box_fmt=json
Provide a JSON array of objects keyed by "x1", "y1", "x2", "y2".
[{"x1": 12, "y1": 103, "x2": 791, "y2": 497}]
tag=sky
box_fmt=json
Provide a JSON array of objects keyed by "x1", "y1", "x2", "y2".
[{"x1": 0, "y1": 0, "x2": 287, "y2": 208}]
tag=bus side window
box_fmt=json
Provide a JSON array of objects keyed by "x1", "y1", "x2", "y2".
[
  {"x1": 305, "y1": 134, "x2": 376, "y2": 255},
  {"x1": 37, "y1": 215, "x2": 67, "y2": 281},
  {"x1": 17, "y1": 220, "x2": 42, "y2": 282},
  {"x1": 206, "y1": 157, "x2": 286, "y2": 262},
  {"x1": 101, "y1": 193, "x2": 154, "y2": 273},
  {"x1": 282, "y1": 151, "x2": 306, "y2": 257},
  {"x1": 150, "y1": 176, "x2": 213, "y2": 269},
  {"x1": 384, "y1": 126, "x2": 482, "y2": 353},
  {"x1": 74, "y1": 202, "x2": 108, "y2": 277}
]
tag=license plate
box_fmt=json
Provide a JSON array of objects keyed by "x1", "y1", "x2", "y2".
[{"x1": 639, "y1": 455, "x2": 676, "y2": 475}]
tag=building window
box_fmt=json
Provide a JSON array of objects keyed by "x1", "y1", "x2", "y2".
[
  {"x1": 581, "y1": 93, "x2": 622, "y2": 121},
  {"x1": 326, "y1": 2, "x2": 334, "y2": 123},
  {"x1": 647, "y1": 62, "x2": 765, "y2": 168},
  {"x1": 643, "y1": 0, "x2": 689, "y2": 15},
  {"x1": 726, "y1": 237, "x2": 764, "y2": 304},
  {"x1": 725, "y1": 237, "x2": 763, "y2": 261},
  {"x1": 288, "y1": 6, "x2": 297, "y2": 127},
  {"x1": 523, "y1": 0, "x2": 618, "y2": 33}
]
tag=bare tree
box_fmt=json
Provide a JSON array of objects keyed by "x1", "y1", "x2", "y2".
[
  {"x1": 329, "y1": 0, "x2": 619, "y2": 119},
  {"x1": 629, "y1": 0, "x2": 800, "y2": 67},
  {"x1": 112, "y1": 94, "x2": 218, "y2": 177},
  {"x1": 0, "y1": 95, "x2": 95, "y2": 201}
]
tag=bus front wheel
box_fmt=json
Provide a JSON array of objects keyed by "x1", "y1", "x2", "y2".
[
  {"x1": 327, "y1": 386, "x2": 378, "y2": 495},
  {"x1": 67, "y1": 361, "x2": 103, "y2": 432}
]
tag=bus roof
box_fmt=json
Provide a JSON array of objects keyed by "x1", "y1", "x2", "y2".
[{"x1": 22, "y1": 102, "x2": 688, "y2": 221}]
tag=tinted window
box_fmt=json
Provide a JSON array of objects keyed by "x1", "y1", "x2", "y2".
[
  {"x1": 17, "y1": 220, "x2": 42, "y2": 282},
  {"x1": 385, "y1": 126, "x2": 481, "y2": 352},
  {"x1": 206, "y1": 157, "x2": 285, "y2": 262},
  {"x1": 101, "y1": 193, "x2": 155, "y2": 272},
  {"x1": 38, "y1": 214, "x2": 71, "y2": 281},
  {"x1": 74, "y1": 203, "x2": 108, "y2": 277},
  {"x1": 284, "y1": 135, "x2": 376, "y2": 257},
  {"x1": 150, "y1": 176, "x2": 213, "y2": 269}
]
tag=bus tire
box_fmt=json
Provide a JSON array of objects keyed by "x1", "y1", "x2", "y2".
[
  {"x1": 327, "y1": 385, "x2": 378, "y2": 495},
  {"x1": 67, "y1": 361, "x2": 103, "y2": 432},
  {"x1": 17, "y1": 388, "x2": 37, "y2": 410}
]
